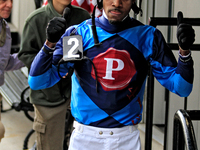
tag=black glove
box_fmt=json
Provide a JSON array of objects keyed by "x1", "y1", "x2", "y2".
[
  {"x1": 177, "y1": 23, "x2": 195, "y2": 50},
  {"x1": 176, "y1": 11, "x2": 195, "y2": 50},
  {"x1": 46, "y1": 17, "x2": 67, "y2": 43}
]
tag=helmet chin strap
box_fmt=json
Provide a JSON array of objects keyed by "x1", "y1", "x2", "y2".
[
  {"x1": 132, "y1": 1, "x2": 143, "y2": 16},
  {"x1": 91, "y1": 5, "x2": 102, "y2": 46}
]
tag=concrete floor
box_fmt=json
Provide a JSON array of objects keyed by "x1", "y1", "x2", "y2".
[
  {"x1": 0, "y1": 98, "x2": 163, "y2": 150},
  {"x1": 0, "y1": 99, "x2": 35, "y2": 150}
]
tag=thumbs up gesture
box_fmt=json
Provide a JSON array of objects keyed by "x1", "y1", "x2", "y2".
[{"x1": 177, "y1": 11, "x2": 195, "y2": 50}]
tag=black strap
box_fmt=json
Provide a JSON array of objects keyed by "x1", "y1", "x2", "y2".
[
  {"x1": 42, "y1": 46, "x2": 54, "y2": 55},
  {"x1": 179, "y1": 56, "x2": 192, "y2": 63}
]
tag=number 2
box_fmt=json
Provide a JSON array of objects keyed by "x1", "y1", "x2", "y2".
[
  {"x1": 63, "y1": 35, "x2": 83, "y2": 61},
  {"x1": 67, "y1": 38, "x2": 79, "y2": 58}
]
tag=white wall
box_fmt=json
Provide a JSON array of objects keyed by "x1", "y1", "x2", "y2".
[{"x1": 11, "y1": 0, "x2": 35, "y2": 38}]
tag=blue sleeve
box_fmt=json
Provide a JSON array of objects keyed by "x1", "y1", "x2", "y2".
[
  {"x1": 28, "y1": 27, "x2": 76, "y2": 90},
  {"x1": 150, "y1": 29, "x2": 193, "y2": 97}
]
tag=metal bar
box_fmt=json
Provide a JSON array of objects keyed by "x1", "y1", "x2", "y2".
[
  {"x1": 144, "y1": 12, "x2": 156, "y2": 150},
  {"x1": 187, "y1": 110, "x2": 200, "y2": 120},
  {"x1": 164, "y1": 2, "x2": 173, "y2": 148},
  {"x1": 184, "y1": 97, "x2": 188, "y2": 110},
  {"x1": 168, "y1": 43, "x2": 200, "y2": 50},
  {"x1": 149, "y1": 18, "x2": 200, "y2": 26},
  {"x1": 173, "y1": 118, "x2": 185, "y2": 150},
  {"x1": 164, "y1": 89, "x2": 169, "y2": 150},
  {"x1": 173, "y1": 109, "x2": 198, "y2": 150},
  {"x1": 145, "y1": 66, "x2": 154, "y2": 150}
]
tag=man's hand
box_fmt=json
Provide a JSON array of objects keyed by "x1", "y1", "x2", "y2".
[
  {"x1": 46, "y1": 17, "x2": 67, "y2": 43},
  {"x1": 177, "y1": 12, "x2": 195, "y2": 50}
]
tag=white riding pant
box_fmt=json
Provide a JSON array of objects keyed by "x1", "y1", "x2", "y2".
[{"x1": 69, "y1": 121, "x2": 141, "y2": 150}]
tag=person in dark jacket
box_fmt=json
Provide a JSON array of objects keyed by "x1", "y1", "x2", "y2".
[{"x1": 18, "y1": 0, "x2": 90, "y2": 149}]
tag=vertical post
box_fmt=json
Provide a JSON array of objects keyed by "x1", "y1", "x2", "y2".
[
  {"x1": 145, "y1": 65, "x2": 154, "y2": 150},
  {"x1": 184, "y1": 97, "x2": 188, "y2": 110},
  {"x1": 164, "y1": 1, "x2": 173, "y2": 149},
  {"x1": 164, "y1": 89, "x2": 169, "y2": 150},
  {"x1": 144, "y1": 1, "x2": 155, "y2": 149},
  {"x1": 173, "y1": 117, "x2": 185, "y2": 150}
]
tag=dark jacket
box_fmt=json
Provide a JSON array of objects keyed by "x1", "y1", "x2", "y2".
[{"x1": 18, "y1": 0, "x2": 91, "y2": 106}]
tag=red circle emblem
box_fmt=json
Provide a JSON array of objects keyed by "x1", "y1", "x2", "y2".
[{"x1": 91, "y1": 47, "x2": 136, "y2": 91}]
